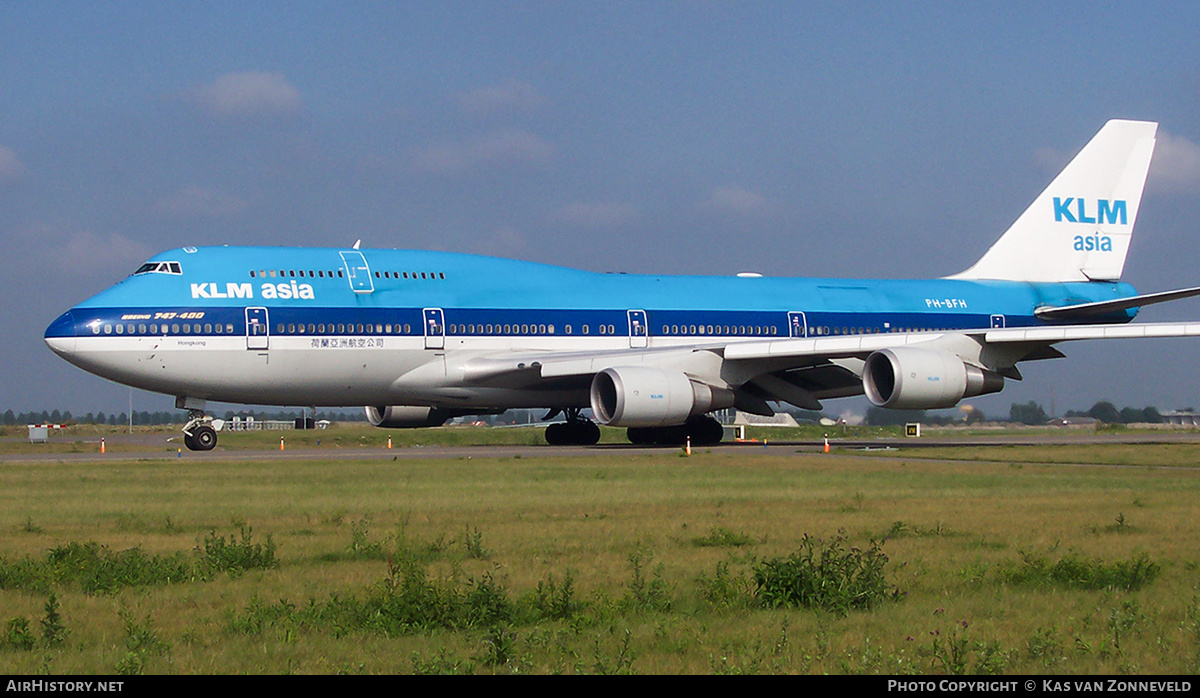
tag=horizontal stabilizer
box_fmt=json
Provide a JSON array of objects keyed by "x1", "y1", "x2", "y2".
[{"x1": 1034, "y1": 285, "x2": 1200, "y2": 320}]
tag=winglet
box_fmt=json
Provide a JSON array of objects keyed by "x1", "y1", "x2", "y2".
[{"x1": 950, "y1": 120, "x2": 1157, "y2": 283}]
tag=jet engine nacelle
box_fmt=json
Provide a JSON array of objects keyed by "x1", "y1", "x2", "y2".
[
  {"x1": 365, "y1": 405, "x2": 454, "y2": 429},
  {"x1": 862, "y1": 348, "x2": 1004, "y2": 410},
  {"x1": 590, "y1": 366, "x2": 735, "y2": 428}
]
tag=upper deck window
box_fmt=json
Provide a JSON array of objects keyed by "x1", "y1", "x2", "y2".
[{"x1": 132, "y1": 261, "x2": 182, "y2": 275}]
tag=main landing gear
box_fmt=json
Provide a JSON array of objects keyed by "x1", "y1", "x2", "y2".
[
  {"x1": 541, "y1": 411, "x2": 726, "y2": 447},
  {"x1": 626, "y1": 415, "x2": 724, "y2": 447},
  {"x1": 543, "y1": 408, "x2": 602, "y2": 445},
  {"x1": 177, "y1": 397, "x2": 218, "y2": 451}
]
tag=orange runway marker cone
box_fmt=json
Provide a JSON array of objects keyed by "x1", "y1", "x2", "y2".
[{"x1": 100, "y1": 438, "x2": 105, "y2": 454}]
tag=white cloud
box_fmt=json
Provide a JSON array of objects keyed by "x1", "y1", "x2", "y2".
[
  {"x1": 0, "y1": 145, "x2": 27, "y2": 184},
  {"x1": 553, "y1": 201, "x2": 638, "y2": 228},
  {"x1": 152, "y1": 186, "x2": 248, "y2": 219},
  {"x1": 1149, "y1": 131, "x2": 1200, "y2": 194},
  {"x1": 18, "y1": 224, "x2": 152, "y2": 277},
  {"x1": 703, "y1": 184, "x2": 768, "y2": 215},
  {"x1": 187, "y1": 71, "x2": 302, "y2": 117},
  {"x1": 1036, "y1": 130, "x2": 1200, "y2": 196},
  {"x1": 412, "y1": 130, "x2": 555, "y2": 174},
  {"x1": 1033, "y1": 146, "x2": 1071, "y2": 174},
  {"x1": 471, "y1": 225, "x2": 528, "y2": 257},
  {"x1": 455, "y1": 79, "x2": 547, "y2": 114}
]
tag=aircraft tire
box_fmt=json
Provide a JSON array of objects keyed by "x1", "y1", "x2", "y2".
[
  {"x1": 654, "y1": 424, "x2": 689, "y2": 446},
  {"x1": 687, "y1": 415, "x2": 724, "y2": 446},
  {"x1": 627, "y1": 418, "x2": 723, "y2": 447},
  {"x1": 544, "y1": 422, "x2": 567, "y2": 445},
  {"x1": 191, "y1": 425, "x2": 217, "y2": 451},
  {"x1": 546, "y1": 421, "x2": 601, "y2": 445},
  {"x1": 574, "y1": 420, "x2": 601, "y2": 445},
  {"x1": 626, "y1": 427, "x2": 655, "y2": 445}
]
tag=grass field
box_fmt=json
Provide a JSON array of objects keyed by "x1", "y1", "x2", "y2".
[{"x1": 2, "y1": 433, "x2": 1200, "y2": 674}]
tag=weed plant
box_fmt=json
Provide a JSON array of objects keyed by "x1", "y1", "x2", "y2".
[
  {"x1": 1001, "y1": 550, "x2": 1160, "y2": 591},
  {"x1": 0, "y1": 529, "x2": 275, "y2": 595},
  {"x1": 690, "y1": 526, "x2": 756, "y2": 548},
  {"x1": 2, "y1": 593, "x2": 68, "y2": 652},
  {"x1": 43, "y1": 542, "x2": 191, "y2": 594},
  {"x1": 752, "y1": 533, "x2": 898, "y2": 614},
  {"x1": 198, "y1": 528, "x2": 278, "y2": 574},
  {"x1": 530, "y1": 570, "x2": 584, "y2": 620}
]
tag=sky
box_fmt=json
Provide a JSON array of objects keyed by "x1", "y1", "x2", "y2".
[{"x1": 3, "y1": 2, "x2": 1200, "y2": 420}]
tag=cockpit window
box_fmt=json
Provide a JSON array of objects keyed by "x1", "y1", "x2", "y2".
[{"x1": 133, "y1": 261, "x2": 182, "y2": 276}]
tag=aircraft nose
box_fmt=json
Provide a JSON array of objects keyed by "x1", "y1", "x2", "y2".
[{"x1": 44, "y1": 309, "x2": 78, "y2": 358}]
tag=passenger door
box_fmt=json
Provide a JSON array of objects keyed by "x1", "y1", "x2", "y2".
[
  {"x1": 627, "y1": 309, "x2": 648, "y2": 348},
  {"x1": 788, "y1": 311, "x2": 808, "y2": 338},
  {"x1": 245, "y1": 307, "x2": 269, "y2": 350},
  {"x1": 424, "y1": 308, "x2": 445, "y2": 349},
  {"x1": 339, "y1": 251, "x2": 374, "y2": 294}
]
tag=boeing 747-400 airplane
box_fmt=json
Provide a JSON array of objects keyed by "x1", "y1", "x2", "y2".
[{"x1": 45, "y1": 120, "x2": 1200, "y2": 450}]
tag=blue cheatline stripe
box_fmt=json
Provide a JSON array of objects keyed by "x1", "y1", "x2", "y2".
[{"x1": 52, "y1": 306, "x2": 1040, "y2": 339}]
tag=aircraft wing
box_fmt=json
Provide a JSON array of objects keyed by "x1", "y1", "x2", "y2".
[
  {"x1": 719, "y1": 321, "x2": 1200, "y2": 360},
  {"x1": 460, "y1": 321, "x2": 1200, "y2": 384},
  {"x1": 459, "y1": 345, "x2": 718, "y2": 383},
  {"x1": 980, "y1": 321, "x2": 1200, "y2": 344},
  {"x1": 454, "y1": 321, "x2": 1200, "y2": 414},
  {"x1": 459, "y1": 331, "x2": 953, "y2": 381}
]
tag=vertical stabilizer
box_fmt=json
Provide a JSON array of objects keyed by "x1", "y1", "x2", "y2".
[{"x1": 950, "y1": 120, "x2": 1157, "y2": 283}]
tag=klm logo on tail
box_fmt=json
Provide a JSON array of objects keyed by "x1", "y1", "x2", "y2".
[
  {"x1": 1053, "y1": 197, "x2": 1128, "y2": 225},
  {"x1": 1073, "y1": 232, "x2": 1113, "y2": 252},
  {"x1": 1054, "y1": 197, "x2": 1127, "y2": 253}
]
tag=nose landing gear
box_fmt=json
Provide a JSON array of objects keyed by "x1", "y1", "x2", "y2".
[
  {"x1": 183, "y1": 419, "x2": 217, "y2": 451},
  {"x1": 177, "y1": 396, "x2": 218, "y2": 451}
]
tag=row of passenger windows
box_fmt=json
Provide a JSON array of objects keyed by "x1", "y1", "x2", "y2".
[
  {"x1": 248, "y1": 269, "x2": 446, "y2": 280},
  {"x1": 440, "y1": 324, "x2": 786, "y2": 336},
  {"x1": 445, "y1": 324, "x2": 619, "y2": 336},
  {"x1": 376, "y1": 271, "x2": 445, "y2": 280},
  {"x1": 252, "y1": 269, "x2": 341, "y2": 279},
  {"x1": 661, "y1": 325, "x2": 779, "y2": 336},
  {"x1": 437, "y1": 324, "x2": 950, "y2": 337},
  {"x1": 91, "y1": 320, "x2": 962, "y2": 338},
  {"x1": 809, "y1": 326, "x2": 956, "y2": 335},
  {"x1": 94, "y1": 323, "x2": 234, "y2": 335},
  {"x1": 278, "y1": 323, "x2": 413, "y2": 335}
]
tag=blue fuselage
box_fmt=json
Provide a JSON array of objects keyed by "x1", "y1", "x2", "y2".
[{"x1": 46, "y1": 245, "x2": 1137, "y2": 345}]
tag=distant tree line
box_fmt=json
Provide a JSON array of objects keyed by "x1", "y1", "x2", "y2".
[
  {"x1": 1, "y1": 409, "x2": 368, "y2": 426},
  {"x1": 1063, "y1": 401, "x2": 1162, "y2": 425},
  {"x1": 1010, "y1": 400, "x2": 1164, "y2": 426},
  {"x1": 865, "y1": 400, "x2": 1172, "y2": 427},
  {"x1": 865, "y1": 407, "x2": 988, "y2": 426}
]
